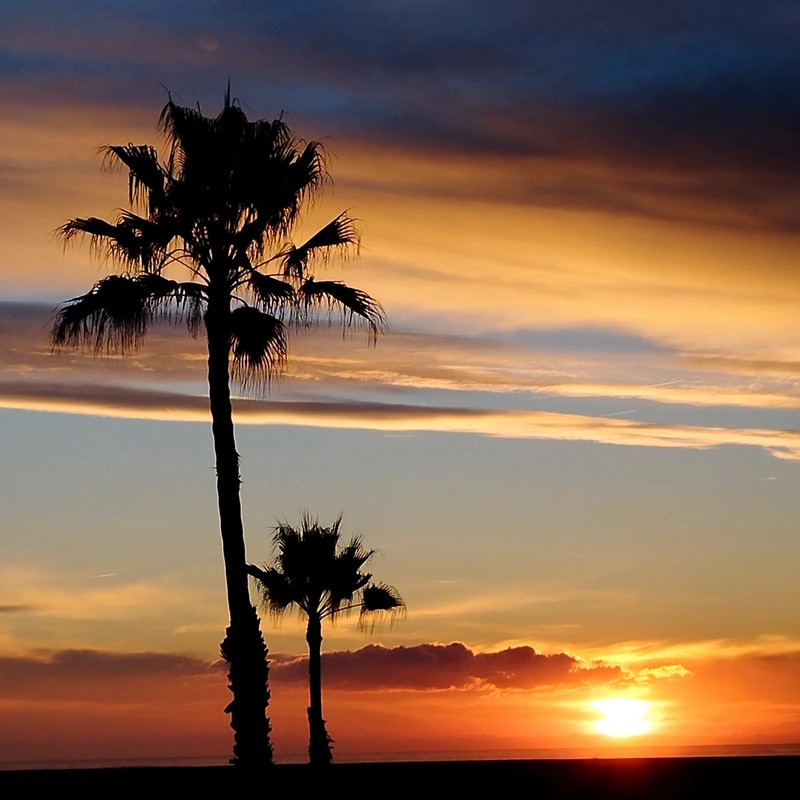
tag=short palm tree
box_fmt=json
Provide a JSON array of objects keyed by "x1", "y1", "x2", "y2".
[
  {"x1": 247, "y1": 515, "x2": 404, "y2": 765},
  {"x1": 50, "y1": 89, "x2": 385, "y2": 766}
]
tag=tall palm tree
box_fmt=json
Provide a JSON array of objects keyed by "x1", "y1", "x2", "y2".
[
  {"x1": 247, "y1": 515, "x2": 404, "y2": 765},
  {"x1": 50, "y1": 90, "x2": 385, "y2": 767}
]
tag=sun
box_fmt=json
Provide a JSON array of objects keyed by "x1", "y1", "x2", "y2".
[{"x1": 592, "y1": 698, "x2": 651, "y2": 737}]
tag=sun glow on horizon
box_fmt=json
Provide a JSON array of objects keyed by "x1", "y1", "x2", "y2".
[{"x1": 592, "y1": 698, "x2": 652, "y2": 737}]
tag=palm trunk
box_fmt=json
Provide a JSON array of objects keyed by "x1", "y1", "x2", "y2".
[
  {"x1": 306, "y1": 613, "x2": 333, "y2": 765},
  {"x1": 206, "y1": 303, "x2": 272, "y2": 767}
]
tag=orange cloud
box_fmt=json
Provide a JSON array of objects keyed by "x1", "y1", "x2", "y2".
[
  {"x1": 4, "y1": 104, "x2": 800, "y2": 359},
  {"x1": 271, "y1": 642, "x2": 625, "y2": 692},
  {"x1": 5, "y1": 305, "x2": 799, "y2": 423}
]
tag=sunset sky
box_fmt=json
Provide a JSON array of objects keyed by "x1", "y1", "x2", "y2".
[{"x1": 2, "y1": 2, "x2": 800, "y2": 764}]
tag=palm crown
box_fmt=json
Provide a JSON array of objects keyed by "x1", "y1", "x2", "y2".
[
  {"x1": 51, "y1": 89, "x2": 385, "y2": 371},
  {"x1": 249, "y1": 515, "x2": 404, "y2": 626}
]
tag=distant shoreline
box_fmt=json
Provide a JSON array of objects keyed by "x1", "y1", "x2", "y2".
[{"x1": 2, "y1": 755, "x2": 798, "y2": 798}]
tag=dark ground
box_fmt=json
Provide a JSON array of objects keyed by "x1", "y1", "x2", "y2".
[{"x1": 1, "y1": 756, "x2": 797, "y2": 798}]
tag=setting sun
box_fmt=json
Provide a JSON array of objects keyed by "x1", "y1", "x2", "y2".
[{"x1": 592, "y1": 698, "x2": 651, "y2": 737}]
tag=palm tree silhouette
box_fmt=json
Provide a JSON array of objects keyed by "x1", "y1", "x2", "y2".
[
  {"x1": 247, "y1": 515, "x2": 404, "y2": 765},
  {"x1": 50, "y1": 89, "x2": 385, "y2": 766}
]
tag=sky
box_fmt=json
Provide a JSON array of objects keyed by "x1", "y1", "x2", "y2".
[{"x1": 2, "y1": 1, "x2": 800, "y2": 765}]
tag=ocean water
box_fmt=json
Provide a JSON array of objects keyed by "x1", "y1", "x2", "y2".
[{"x1": 3, "y1": 743, "x2": 800, "y2": 771}]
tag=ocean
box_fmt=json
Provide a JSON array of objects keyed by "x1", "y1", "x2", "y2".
[{"x1": 3, "y1": 742, "x2": 800, "y2": 771}]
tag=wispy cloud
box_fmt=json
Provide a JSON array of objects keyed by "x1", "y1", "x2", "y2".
[
  {"x1": 5, "y1": 304, "x2": 800, "y2": 419},
  {"x1": 576, "y1": 634, "x2": 800, "y2": 666},
  {"x1": 0, "y1": 565, "x2": 211, "y2": 622},
  {"x1": 3, "y1": 305, "x2": 800, "y2": 461},
  {"x1": 409, "y1": 588, "x2": 605, "y2": 621},
  {"x1": 2, "y1": 379, "x2": 799, "y2": 459}
]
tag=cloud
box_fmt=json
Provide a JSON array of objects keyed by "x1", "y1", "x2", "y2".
[
  {"x1": 0, "y1": 648, "x2": 222, "y2": 701},
  {"x1": 408, "y1": 589, "x2": 581, "y2": 621},
  {"x1": 271, "y1": 641, "x2": 625, "y2": 691},
  {"x1": 2, "y1": 0, "x2": 799, "y2": 289},
  {"x1": 4, "y1": 3, "x2": 800, "y2": 181},
  {"x1": 0, "y1": 641, "x2": 623, "y2": 698},
  {"x1": 3, "y1": 304, "x2": 799, "y2": 459},
  {"x1": 0, "y1": 564, "x2": 211, "y2": 623},
  {"x1": 577, "y1": 634, "x2": 800, "y2": 667},
  {"x1": 4, "y1": 303, "x2": 800, "y2": 415},
  {"x1": 680, "y1": 354, "x2": 800, "y2": 377},
  {"x1": 0, "y1": 647, "x2": 232, "y2": 763},
  {"x1": 636, "y1": 664, "x2": 693, "y2": 682},
  {"x1": 0, "y1": 302, "x2": 208, "y2": 382},
  {"x1": 3, "y1": 378, "x2": 799, "y2": 458}
]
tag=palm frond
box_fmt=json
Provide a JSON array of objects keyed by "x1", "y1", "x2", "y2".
[
  {"x1": 330, "y1": 536, "x2": 374, "y2": 592},
  {"x1": 361, "y1": 583, "x2": 404, "y2": 613},
  {"x1": 246, "y1": 564, "x2": 296, "y2": 617},
  {"x1": 275, "y1": 515, "x2": 339, "y2": 584},
  {"x1": 298, "y1": 278, "x2": 386, "y2": 341},
  {"x1": 321, "y1": 536, "x2": 373, "y2": 618},
  {"x1": 358, "y1": 583, "x2": 405, "y2": 633},
  {"x1": 50, "y1": 274, "x2": 151, "y2": 353},
  {"x1": 101, "y1": 144, "x2": 167, "y2": 212},
  {"x1": 159, "y1": 100, "x2": 213, "y2": 180},
  {"x1": 136, "y1": 273, "x2": 207, "y2": 334},
  {"x1": 247, "y1": 271, "x2": 296, "y2": 315},
  {"x1": 59, "y1": 212, "x2": 176, "y2": 272},
  {"x1": 279, "y1": 139, "x2": 328, "y2": 218},
  {"x1": 229, "y1": 305, "x2": 287, "y2": 388},
  {"x1": 59, "y1": 215, "x2": 120, "y2": 243},
  {"x1": 50, "y1": 273, "x2": 207, "y2": 353},
  {"x1": 280, "y1": 213, "x2": 360, "y2": 279},
  {"x1": 236, "y1": 137, "x2": 327, "y2": 246}
]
